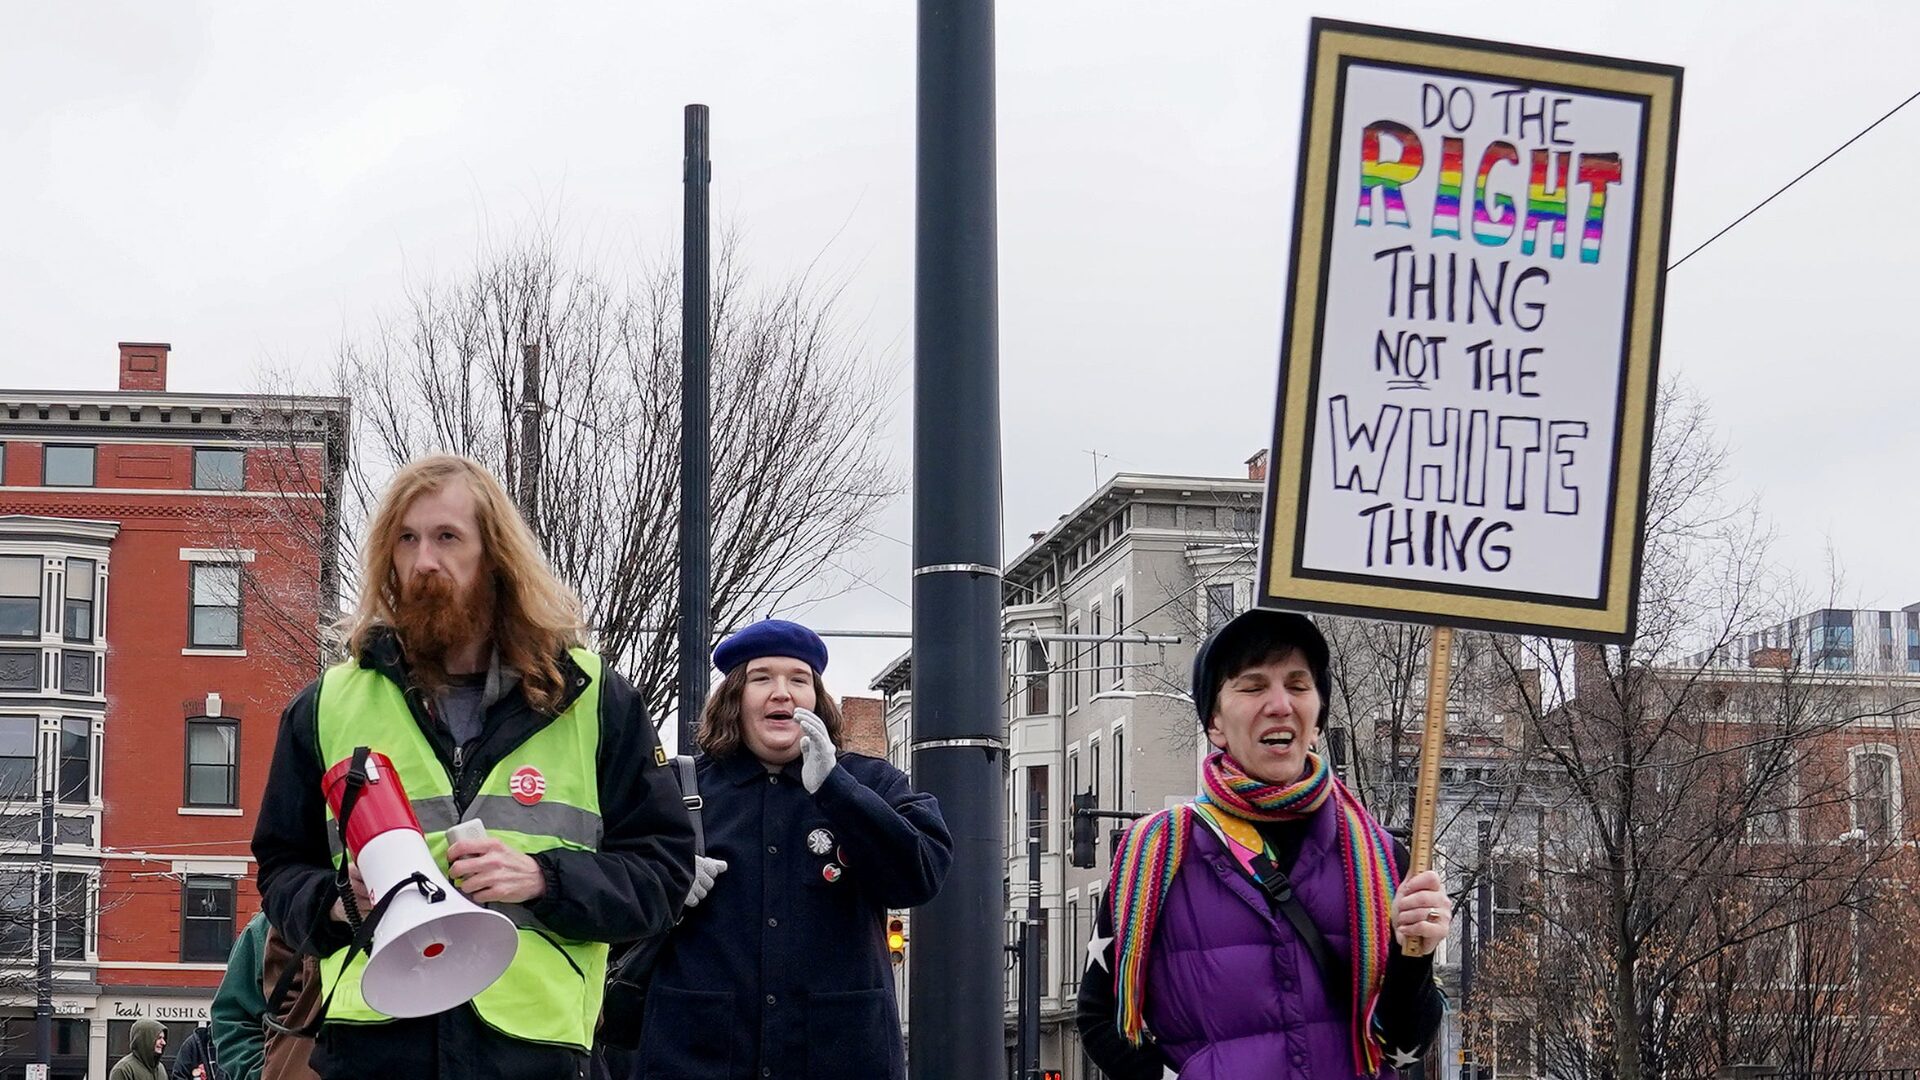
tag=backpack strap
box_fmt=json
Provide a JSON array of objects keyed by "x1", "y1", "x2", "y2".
[
  {"x1": 1190, "y1": 804, "x2": 1350, "y2": 1008},
  {"x1": 672, "y1": 754, "x2": 704, "y2": 857}
]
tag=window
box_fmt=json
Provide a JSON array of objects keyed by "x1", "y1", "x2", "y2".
[
  {"x1": 1068, "y1": 749, "x2": 1080, "y2": 803},
  {"x1": 1064, "y1": 894, "x2": 1081, "y2": 1000},
  {"x1": 1490, "y1": 859, "x2": 1528, "y2": 943},
  {"x1": 189, "y1": 563, "x2": 241, "y2": 648},
  {"x1": 1065, "y1": 617, "x2": 1080, "y2": 710},
  {"x1": 185, "y1": 719, "x2": 238, "y2": 808},
  {"x1": 1495, "y1": 1020, "x2": 1535, "y2": 1078},
  {"x1": 1111, "y1": 587, "x2": 1127, "y2": 690},
  {"x1": 1088, "y1": 737, "x2": 1102, "y2": 806},
  {"x1": 1746, "y1": 746, "x2": 1792, "y2": 843},
  {"x1": 0, "y1": 556, "x2": 38, "y2": 640},
  {"x1": 0, "y1": 871, "x2": 86, "y2": 962},
  {"x1": 0, "y1": 717, "x2": 33, "y2": 797},
  {"x1": 193, "y1": 448, "x2": 247, "y2": 491},
  {"x1": 42, "y1": 446, "x2": 95, "y2": 487},
  {"x1": 1206, "y1": 583, "x2": 1236, "y2": 630},
  {"x1": 1851, "y1": 747, "x2": 1900, "y2": 842},
  {"x1": 1090, "y1": 604, "x2": 1103, "y2": 695},
  {"x1": 1112, "y1": 726, "x2": 1126, "y2": 810},
  {"x1": 0, "y1": 871, "x2": 29, "y2": 957},
  {"x1": 1743, "y1": 880, "x2": 1799, "y2": 985},
  {"x1": 1027, "y1": 765, "x2": 1050, "y2": 853},
  {"x1": 54, "y1": 872, "x2": 86, "y2": 961},
  {"x1": 0, "y1": 1017, "x2": 87, "y2": 1059},
  {"x1": 181, "y1": 876, "x2": 235, "y2": 961},
  {"x1": 1024, "y1": 640, "x2": 1050, "y2": 716},
  {"x1": 62, "y1": 559, "x2": 94, "y2": 643},
  {"x1": 58, "y1": 718, "x2": 90, "y2": 804}
]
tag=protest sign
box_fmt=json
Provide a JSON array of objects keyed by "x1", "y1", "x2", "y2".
[{"x1": 1259, "y1": 20, "x2": 1681, "y2": 642}]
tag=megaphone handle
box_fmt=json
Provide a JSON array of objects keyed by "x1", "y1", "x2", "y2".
[{"x1": 446, "y1": 819, "x2": 488, "y2": 846}]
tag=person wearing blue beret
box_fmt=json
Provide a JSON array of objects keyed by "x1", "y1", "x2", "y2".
[{"x1": 626, "y1": 619, "x2": 953, "y2": 1080}]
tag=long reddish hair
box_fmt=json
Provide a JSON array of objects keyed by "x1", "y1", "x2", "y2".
[{"x1": 345, "y1": 455, "x2": 585, "y2": 713}]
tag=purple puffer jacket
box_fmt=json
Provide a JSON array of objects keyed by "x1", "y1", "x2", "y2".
[{"x1": 1142, "y1": 800, "x2": 1394, "y2": 1080}]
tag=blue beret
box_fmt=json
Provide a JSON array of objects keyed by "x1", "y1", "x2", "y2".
[{"x1": 712, "y1": 619, "x2": 829, "y2": 676}]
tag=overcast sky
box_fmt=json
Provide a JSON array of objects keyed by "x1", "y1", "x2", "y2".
[{"x1": 3, "y1": 2, "x2": 1914, "y2": 715}]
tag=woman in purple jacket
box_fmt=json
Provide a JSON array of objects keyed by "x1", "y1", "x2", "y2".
[{"x1": 1077, "y1": 609, "x2": 1450, "y2": 1079}]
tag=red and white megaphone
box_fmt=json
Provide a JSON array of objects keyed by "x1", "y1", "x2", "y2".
[{"x1": 322, "y1": 750, "x2": 519, "y2": 1018}]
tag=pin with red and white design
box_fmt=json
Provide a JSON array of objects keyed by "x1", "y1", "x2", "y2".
[{"x1": 509, "y1": 766, "x2": 546, "y2": 806}]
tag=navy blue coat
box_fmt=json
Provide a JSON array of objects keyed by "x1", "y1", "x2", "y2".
[{"x1": 634, "y1": 749, "x2": 952, "y2": 1080}]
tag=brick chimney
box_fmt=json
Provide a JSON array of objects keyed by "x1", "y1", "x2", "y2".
[
  {"x1": 118, "y1": 342, "x2": 170, "y2": 391},
  {"x1": 1573, "y1": 642, "x2": 1610, "y2": 700},
  {"x1": 1245, "y1": 449, "x2": 1269, "y2": 482}
]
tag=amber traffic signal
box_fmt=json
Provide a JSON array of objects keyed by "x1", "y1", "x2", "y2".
[{"x1": 887, "y1": 916, "x2": 907, "y2": 963}]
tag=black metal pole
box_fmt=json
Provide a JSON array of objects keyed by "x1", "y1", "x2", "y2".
[
  {"x1": 34, "y1": 779, "x2": 51, "y2": 1069},
  {"x1": 1021, "y1": 785, "x2": 1041, "y2": 1080},
  {"x1": 1010, "y1": 922, "x2": 1027, "y2": 1076},
  {"x1": 517, "y1": 342, "x2": 542, "y2": 533},
  {"x1": 909, "y1": 0, "x2": 1003, "y2": 1076},
  {"x1": 678, "y1": 103, "x2": 713, "y2": 754}
]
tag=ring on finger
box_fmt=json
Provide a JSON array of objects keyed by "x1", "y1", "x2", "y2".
[{"x1": 1425, "y1": 907, "x2": 1441, "y2": 923}]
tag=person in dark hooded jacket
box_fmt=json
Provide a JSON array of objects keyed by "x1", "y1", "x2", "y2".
[
  {"x1": 110, "y1": 1018, "x2": 168, "y2": 1080},
  {"x1": 169, "y1": 1022, "x2": 223, "y2": 1080}
]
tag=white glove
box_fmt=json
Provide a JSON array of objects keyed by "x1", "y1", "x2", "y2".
[
  {"x1": 684, "y1": 855, "x2": 727, "y2": 907},
  {"x1": 796, "y1": 708, "x2": 838, "y2": 794}
]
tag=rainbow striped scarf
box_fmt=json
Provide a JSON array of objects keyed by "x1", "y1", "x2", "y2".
[{"x1": 1107, "y1": 750, "x2": 1400, "y2": 1076}]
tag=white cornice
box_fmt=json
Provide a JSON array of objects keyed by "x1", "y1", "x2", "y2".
[{"x1": 0, "y1": 515, "x2": 120, "y2": 543}]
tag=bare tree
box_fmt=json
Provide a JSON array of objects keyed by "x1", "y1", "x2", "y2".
[
  {"x1": 214, "y1": 220, "x2": 899, "y2": 727},
  {"x1": 1461, "y1": 384, "x2": 1920, "y2": 1080}
]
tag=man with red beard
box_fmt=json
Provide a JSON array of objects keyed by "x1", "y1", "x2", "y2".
[{"x1": 253, "y1": 455, "x2": 695, "y2": 1080}]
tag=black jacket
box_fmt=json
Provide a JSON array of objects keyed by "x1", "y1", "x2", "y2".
[
  {"x1": 629, "y1": 750, "x2": 952, "y2": 1080},
  {"x1": 168, "y1": 1025, "x2": 223, "y2": 1080},
  {"x1": 252, "y1": 630, "x2": 697, "y2": 1080}
]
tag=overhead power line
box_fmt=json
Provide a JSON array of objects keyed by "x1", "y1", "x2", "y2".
[{"x1": 1668, "y1": 88, "x2": 1920, "y2": 271}]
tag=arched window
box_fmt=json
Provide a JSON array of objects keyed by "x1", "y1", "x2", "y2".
[{"x1": 1849, "y1": 744, "x2": 1903, "y2": 843}]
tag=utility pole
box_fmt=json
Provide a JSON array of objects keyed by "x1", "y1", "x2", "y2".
[
  {"x1": 1021, "y1": 785, "x2": 1041, "y2": 1080},
  {"x1": 516, "y1": 342, "x2": 542, "y2": 531},
  {"x1": 1009, "y1": 921, "x2": 1027, "y2": 1076},
  {"x1": 677, "y1": 103, "x2": 713, "y2": 755},
  {"x1": 34, "y1": 773, "x2": 52, "y2": 1072},
  {"x1": 910, "y1": 0, "x2": 1003, "y2": 1076}
]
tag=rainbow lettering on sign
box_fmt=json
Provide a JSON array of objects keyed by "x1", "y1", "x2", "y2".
[
  {"x1": 1351, "y1": 120, "x2": 1626, "y2": 265},
  {"x1": 1520, "y1": 150, "x2": 1572, "y2": 258},
  {"x1": 1431, "y1": 137, "x2": 1464, "y2": 240},
  {"x1": 1471, "y1": 142, "x2": 1519, "y2": 246},
  {"x1": 1577, "y1": 154, "x2": 1623, "y2": 264},
  {"x1": 1357, "y1": 122, "x2": 1423, "y2": 228}
]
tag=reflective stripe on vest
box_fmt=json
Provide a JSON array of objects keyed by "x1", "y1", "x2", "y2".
[{"x1": 314, "y1": 650, "x2": 608, "y2": 1051}]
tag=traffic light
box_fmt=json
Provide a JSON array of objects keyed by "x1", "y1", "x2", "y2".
[
  {"x1": 887, "y1": 916, "x2": 907, "y2": 964},
  {"x1": 1042, "y1": 1071, "x2": 1062, "y2": 1080},
  {"x1": 1070, "y1": 792, "x2": 1098, "y2": 869}
]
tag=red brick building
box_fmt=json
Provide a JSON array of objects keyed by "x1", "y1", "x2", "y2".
[
  {"x1": 0, "y1": 343, "x2": 346, "y2": 1077},
  {"x1": 838, "y1": 696, "x2": 888, "y2": 759}
]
